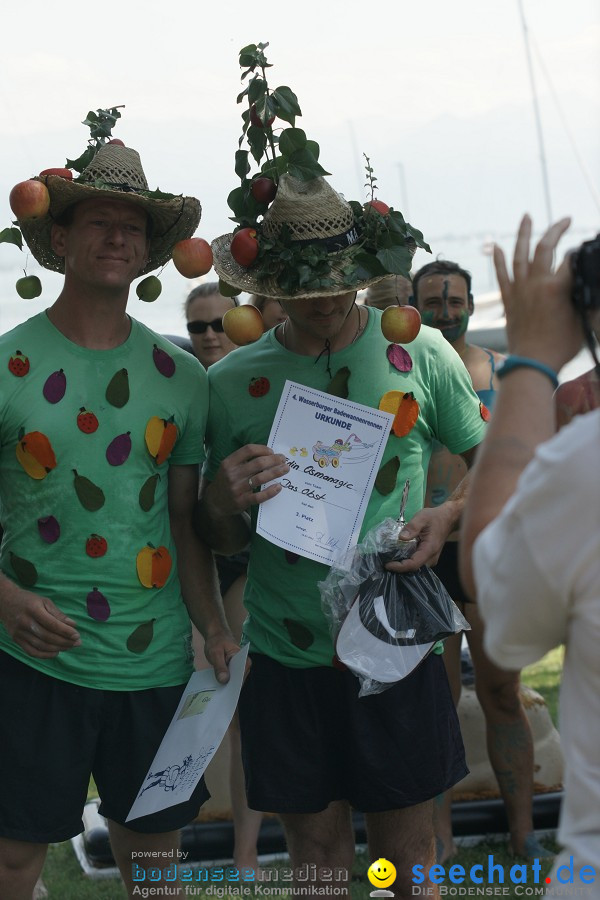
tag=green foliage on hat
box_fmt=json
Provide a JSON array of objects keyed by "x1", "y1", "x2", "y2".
[
  {"x1": 229, "y1": 42, "x2": 330, "y2": 227},
  {"x1": 219, "y1": 42, "x2": 432, "y2": 297},
  {"x1": 67, "y1": 106, "x2": 125, "y2": 173}
]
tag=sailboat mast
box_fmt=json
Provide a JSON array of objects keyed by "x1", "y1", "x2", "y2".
[{"x1": 517, "y1": 0, "x2": 553, "y2": 225}]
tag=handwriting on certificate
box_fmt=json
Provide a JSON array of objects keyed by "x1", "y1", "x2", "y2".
[{"x1": 257, "y1": 382, "x2": 393, "y2": 565}]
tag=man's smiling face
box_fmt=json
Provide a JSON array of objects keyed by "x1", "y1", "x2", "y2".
[
  {"x1": 51, "y1": 198, "x2": 150, "y2": 292},
  {"x1": 414, "y1": 273, "x2": 473, "y2": 344}
]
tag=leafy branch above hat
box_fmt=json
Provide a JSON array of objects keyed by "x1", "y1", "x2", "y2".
[
  {"x1": 227, "y1": 41, "x2": 330, "y2": 230},
  {"x1": 66, "y1": 106, "x2": 125, "y2": 173},
  {"x1": 216, "y1": 42, "x2": 431, "y2": 303}
]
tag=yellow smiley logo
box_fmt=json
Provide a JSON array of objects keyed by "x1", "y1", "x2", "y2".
[{"x1": 368, "y1": 857, "x2": 397, "y2": 889}]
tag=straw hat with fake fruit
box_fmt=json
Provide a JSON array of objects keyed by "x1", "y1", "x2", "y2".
[
  {"x1": 3, "y1": 106, "x2": 210, "y2": 302},
  {"x1": 211, "y1": 42, "x2": 430, "y2": 345}
]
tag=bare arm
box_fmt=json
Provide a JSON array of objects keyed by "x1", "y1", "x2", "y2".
[
  {"x1": 459, "y1": 215, "x2": 583, "y2": 598},
  {"x1": 194, "y1": 444, "x2": 289, "y2": 554},
  {"x1": 169, "y1": 464, "x2": 239, "y2": 684}
]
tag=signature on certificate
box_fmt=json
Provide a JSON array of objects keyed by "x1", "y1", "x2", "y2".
[{"x1": 315, "y1": 531, "x2": 340, "y2": 549}]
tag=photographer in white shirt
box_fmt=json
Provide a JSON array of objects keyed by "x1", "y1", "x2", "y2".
[{"x1": 459, "y1": 214, "x2": 600, "y2": 886}]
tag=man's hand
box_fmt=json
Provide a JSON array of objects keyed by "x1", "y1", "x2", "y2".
[
  {"x1": 494, "y1": 214, "x2": 582, "y2": 370},
  {"x1": 203, "y1": 628, "x2": 245, "y2": 685},
  {"x1": 0, "y1": 585, "x2": 81, "y2": 658},
  {"x1": 207, "y1": 444, "x2": 290, "y2": 518},
  {"x1": 385, "y1": 504, "x2": 457, "y2": 574}
]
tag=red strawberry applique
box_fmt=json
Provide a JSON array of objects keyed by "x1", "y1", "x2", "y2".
[
  {"x1": 249, "y1": 376, "x2": 270, "y2": 397},
  {"x1": 8, "y1": 350, "x2": 30, "y2": 377},
  {"x1": 77, "y1": 408, "x2": 99, "y2": 434},
  {"x1": 86, "y1": 534, "x2": 108, "y2": 558}
]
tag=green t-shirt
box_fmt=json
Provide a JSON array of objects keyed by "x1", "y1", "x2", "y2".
[
  {"x1": 205, "y1": 307, "x2": 486, "y2": 668},
  {"x1": 0, "y1": 313, "x2": 208, "y2": 690}
]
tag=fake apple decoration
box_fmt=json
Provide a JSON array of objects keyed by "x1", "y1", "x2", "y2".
[
  {"x1": 250, "y1": 104, "x2": 275, "y2": 130},
  {"x1": 230, "y1": 228, "x2": 259, "y2": 267},
  {"x1": 172, "y1": 238, "x2": 213, "y2": 278},
  {"x1": 222, "y1": 305, "x2": 264, "y2": 345},
  {"x1": 136, "y1": 275, "x2": 162, "y2": 302},
  {"x1": 39, "y1": 167, "x2": 73, "y2": 181},
  {"x1": 16, "y1": 276, "x2": 42, "y2": 299},
  {"x1": 381, "y1": 304, "x2": 421, "y2": 344},
  {"x1": 9, "y1": 180, "x2": 50, "y2": 220},
  {"x1": 218, "y1": 278, "x2": 241, "y2": 298},
  {"x1": 364, "y1": 199, "x2": 390, "y2": 216},
  {"x1": 251, "y1": 177, "x2": 277, "y2": 205}
]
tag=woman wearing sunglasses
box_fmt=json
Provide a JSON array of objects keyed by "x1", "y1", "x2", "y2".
[
  {"x1": 184, "y1": 281, "x2": 262, "y2": 872},
  {"x1": 184, "y1": 282, "x2": 239, "y2": 369}
]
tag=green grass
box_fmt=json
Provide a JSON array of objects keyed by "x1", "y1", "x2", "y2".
[
  {"x1": 521, "y1": 646, "x2": 563, "y2": 728},
  {"x1": 40, "y1": 649, "x2": 563, "y2": 899},
  {"x1": 42, "y1": 844, "x2": 127, "y2": 899}
]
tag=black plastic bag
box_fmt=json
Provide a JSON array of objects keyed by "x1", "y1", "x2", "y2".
[{"x1": 320, "y1": 512, "x2": 469, "y2": 696}]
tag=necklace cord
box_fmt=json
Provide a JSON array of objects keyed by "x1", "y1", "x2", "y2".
[{"x1": 280, "y1": 303, "x2": 364, "y2": 364}]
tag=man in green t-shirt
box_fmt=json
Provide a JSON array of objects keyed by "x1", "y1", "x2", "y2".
[
  {"x1": 195, "y1": 171, "x2": 487, "y2": 896},
  {"x1": 0, "y1": 132, "x2": 237, "y2": 898}
]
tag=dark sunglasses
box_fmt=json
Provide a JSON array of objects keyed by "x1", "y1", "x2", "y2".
[{"x1": 186, "y1": 318, "x2": 225, "y2": 335}]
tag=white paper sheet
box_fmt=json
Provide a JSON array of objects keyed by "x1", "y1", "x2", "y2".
[
  {"x1": 257, "y1": 381, "x2": 393, "y2": 565},
  {"x1": 126, "y1": 645, "x2": 249, "y2": 822}
]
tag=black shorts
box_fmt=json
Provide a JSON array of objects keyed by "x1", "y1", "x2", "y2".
[
  {"x1": 238, "y1": 653, "x2": 467, "y2": 814},
  {"x1": 432, "y1": 541, "x2": 471, "y2": 606},
  {"x1": 0, "y1": 650, "x2": 209, "y2": 843},
  {"x1": 215, "y1": 550, "x2": 249, "y2": 597}
]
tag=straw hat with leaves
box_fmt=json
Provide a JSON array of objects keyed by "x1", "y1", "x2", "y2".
[
  {"x1": 14, "y1": 107, "x2": 201, "y2": 277},
  {"x1": 212, "y1": 43, "x2": 430, "y2": 301}
]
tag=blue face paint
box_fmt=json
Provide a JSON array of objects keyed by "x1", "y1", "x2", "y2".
[
  {"x1": 441, "y1": 279, "x2": 450, "y2": 317},
  {"x1": 422, "y1": 308, "x2": 469, "y2": 343},
  {"x1": 437, "y1": 310, "x2": 469, "y2": 343}
]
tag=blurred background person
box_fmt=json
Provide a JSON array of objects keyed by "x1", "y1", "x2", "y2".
[
  {"x1": 460, "y1": 215, "x2": 599, "y2": 887},
  {"x1": 411, "y1": 259, "x2": 548, "y2": 862},
  {"x1": 185, "y1": 282, "x2": 239, "y2": 368},
  {"x1": 184, "y1": 282, "x2": 262, "y2": 872},
  {"x1": 364, "y1": 273, "x2": 413, "y2": 310},
  {"x1": 554, "y1": 315, "x2": 600, "y2": 427},
  {"x1": 249, "y1": 293, "x2": 288, "y2": 331}
]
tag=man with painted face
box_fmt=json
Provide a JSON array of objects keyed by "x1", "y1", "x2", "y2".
[{"x1": 411, "y1": 260, "x2": 551, "y2": 862}]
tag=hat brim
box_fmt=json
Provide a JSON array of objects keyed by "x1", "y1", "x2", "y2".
[
  {"x1": 211, "y1": 232, "x2": 388, "y2": 300},
  {"x1": 19, "y1": 176, "x2": 201, "y2": 276},
  {"x1": 336, "y1": 595, "x2": 435, "y2": 683}
]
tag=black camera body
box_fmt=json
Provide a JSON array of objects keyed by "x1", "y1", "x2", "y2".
[{"x1": 571, "y1": 233, "x2": 600, "y2": 314}]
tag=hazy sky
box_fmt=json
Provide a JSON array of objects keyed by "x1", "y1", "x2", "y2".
[{"x1": 0, "y1": 0, "x2": 598, "y2": 334}]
